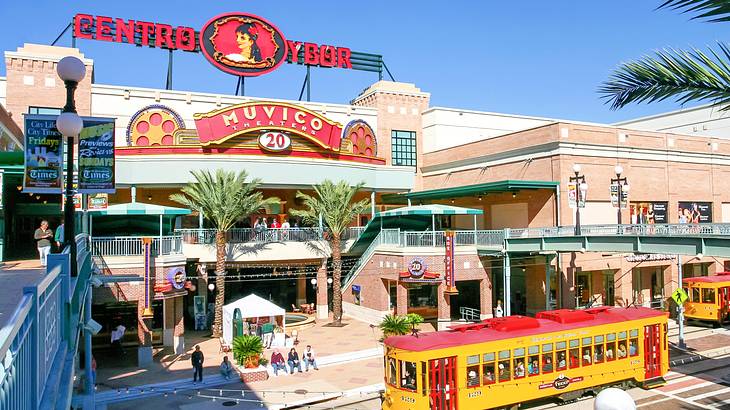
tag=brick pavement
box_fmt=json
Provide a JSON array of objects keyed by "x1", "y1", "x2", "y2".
[{"x1": 95, "y1": 316, "x2": 388, "y2": 392}]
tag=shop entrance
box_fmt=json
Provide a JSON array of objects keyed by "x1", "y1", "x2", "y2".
[
  {"x1": 449, "y1": 280, "x2": 480, "y2": 320},
  {"x1": 407, "y1": 283, "x2": 438, "y2": 319}
]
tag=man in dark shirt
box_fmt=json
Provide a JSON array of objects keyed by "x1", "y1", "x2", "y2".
[{"x1": 191, "y1": 345, "x2": 204, "y2": 383}]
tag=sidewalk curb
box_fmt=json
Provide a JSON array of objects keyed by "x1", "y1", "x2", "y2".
[{"x1": 669, "y1": 343, "x2": 730, "y2": 368}]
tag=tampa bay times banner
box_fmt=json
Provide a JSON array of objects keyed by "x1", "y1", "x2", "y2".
[
  {"x1": 23, "y1": 114, "x2": 64, "y2": 193},
  {"x1": 23, "y1": 115, "x2": 116, "y2": 195},
  {"x1": 78, "y1": 118, "x2": 116, "y2": 193}
]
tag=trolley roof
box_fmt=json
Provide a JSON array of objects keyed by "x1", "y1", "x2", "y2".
[
  {"x1": 384, "y1": 306, "x2": 665, "y2": 352},
  {"x1": 683, "y1": 272, "x2": 730, "y2": 284}
]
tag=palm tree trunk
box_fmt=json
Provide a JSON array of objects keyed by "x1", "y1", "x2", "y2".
[
  {"x1": 212, "y1": 230, "x2": 226, "y2": 338},
  {"x1": 332, "y1": 233, "x2": 342, "y2": 326}
]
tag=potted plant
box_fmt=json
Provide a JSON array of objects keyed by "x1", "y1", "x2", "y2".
[
  {"x1": 379, "y1": 314, "x2": 410, "y2": 338},
  {"x1": 232, "y1": 335, "x2": 264, "y2": 368}
]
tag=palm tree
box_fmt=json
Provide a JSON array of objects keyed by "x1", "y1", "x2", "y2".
[
  {"x1": 170, "y1": 169, "x2": 278, "y2": 338},
  {"x1": 600, "y1": 1, "x2": 730, "y2": 110},
  {"x1": 379, "y1": 314, "x2": 410, "y2": 338},
  {"x1": 290, "y1": 180, "x2": 369, "y2": 326}
]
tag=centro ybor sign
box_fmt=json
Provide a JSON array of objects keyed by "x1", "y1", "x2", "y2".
[{"x1": 73, "y1": 12, "x2": 353, "y2": 77}]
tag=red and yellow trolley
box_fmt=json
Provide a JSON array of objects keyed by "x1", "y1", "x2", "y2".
[
  {"x1": 382, "y1": 306, "x2": 668, "y2": 410},
  {"x1": 683, "y1": 272, "x2": 730, "y2": 325}
]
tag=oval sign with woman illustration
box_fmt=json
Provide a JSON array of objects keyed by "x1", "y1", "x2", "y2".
[{"x1": 200, "y1": 13, "x2": 288, "y2": 77}]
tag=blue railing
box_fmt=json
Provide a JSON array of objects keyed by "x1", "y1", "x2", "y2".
[{"x1": 0, "y1": 234, "x2": 92, "y2": 410}]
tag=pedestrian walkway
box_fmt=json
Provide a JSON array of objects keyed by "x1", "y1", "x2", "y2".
[{"x1": 0, "y1": 260, "x2": 45, "y2": 329}]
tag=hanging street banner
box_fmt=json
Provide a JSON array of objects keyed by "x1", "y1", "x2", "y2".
[
  {"x1": 78, "y1": 118, "x2": 116, "y2": 193},
  {"x1": 610, "y1": 183, "x2": 619, "y2": 208},
  {"x1": 23, "y1": 115, "x2": 64, "y2": 193},
  {"x1": 444, "y1": 231, "x2": 458, "y2": 294},
  {"x1": 568, "y1": 182, "x2": 577, "y2": 209}
]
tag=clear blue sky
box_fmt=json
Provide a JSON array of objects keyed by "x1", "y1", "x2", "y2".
[{"x1": 1, "y1": 1, "x2": 728, "y2": 123}]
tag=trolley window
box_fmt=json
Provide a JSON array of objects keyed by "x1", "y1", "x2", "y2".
[
  {"x1": 692, "y1": 287, "x2": 700, "y2": 303},
  {"x1": 606, "y1": 334, "x2": 616, "y2": 361},
  {"x1": 388, "y1": 358, "x2": 397, "y2": 385},
  {"x1": 467, "y1": 355, "x2": 480, "y2": 365},
  {"x1": 617, "y1": 340, "x2": 628, "y2": 359},
  {"x1": 556, "y1": 341, "x2": 567, "y2": 371},
  {"x1": 513, "y1": 348, "x2": 526, "y2": 379},
  {"x1": 542, "y1": 343, "x2": 554, "y2": 374},
  {"x1": 581, "y1": 338, "x2": 592, "y2": 367},
  {"x1": 421, "y1": 362, "x2": 427, "y2": 396},
  {"x1": 594, "y1": 343, "x2": 604, "y2": 364},
  {"x1": 629, "y1": 337, "x2": 639, "y2": 357},
  {"x1": 467, "y1": 362, "x2": 480, "y2": 388},
  {"x1": 702, "y1": 288, "x2": 716, "y2": 304},
  {"x1": 498, "y1": 350, "x2": 511, "y2": 382},
  {"x1": 483, "y1": 353, "x2": 496, "y2": 385},
  {"x1": 618, "y1": 331, "x2": 627, "y2": 339},
  {"x1": 569, "y1": 339, "x2": 580, "y2": 369},
  {"x1": 400, "y1": 361, "x2": 417, "y2": 390}
]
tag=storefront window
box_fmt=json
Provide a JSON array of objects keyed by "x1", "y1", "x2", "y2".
[
  {"x1": 400, "y1": 361, "x2": 416, "y2": 390},
  {"x1": 575, "y1": 272, "x2": 591, "y2": 307},
  {"x1": 407, "y1": 284, "x2": 437, "y2": 317},
  {"x1": 651, "y1": 268, "x2": 664, "y2": 308}
]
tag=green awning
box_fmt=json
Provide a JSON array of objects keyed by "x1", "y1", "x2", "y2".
[
  {"x1": 404, "y1": 180, "x2": 559, "y2": 201},
  {"x1": 376, "y1": 204, "x2": 483, "y2": 217},
  {"x1": 88, "y1": 201, "x2": 191, "y2": 216}
]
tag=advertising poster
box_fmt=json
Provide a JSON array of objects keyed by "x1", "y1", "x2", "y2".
[
  {"x1": 61, "y1": 178, "x2": 82, "y2": 210},
  {"x1": 610, "y1": 184, "x2": 619, "y2": 208},
  {"x1": 678, "y1": 202, "x2": 712, "y2": 223},
  {"x1": 630, "y1": 202, "x2": 667, "y2": 224},
  {"x1": 568, "y1": 182, "x2": 577, "y2": 209},
  {"x1": 87, "y1": 193, "x2": 109, "y2": 210},
  {"x1": 78, "y1": 120, "x2": 115, "y2": 193},
  {"x1": 23, "y1": 115, "x2": 64, "y2": 193}
]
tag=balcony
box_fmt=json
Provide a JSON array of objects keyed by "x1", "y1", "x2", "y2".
[{"x1": 90, "y1": 235, "x2": 183, "y2": 257}]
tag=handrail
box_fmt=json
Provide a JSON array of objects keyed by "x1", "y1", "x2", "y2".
[{"x1": 91, "y1": 235, "x2": 183, "y2": 257}]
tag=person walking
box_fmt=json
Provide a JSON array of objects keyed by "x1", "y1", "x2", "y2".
[
  {"x1": 494, "y1": 300, "x2": 504, "y2": 318},
  {"x1": 34, "y1": 220, "x2": 53, "y2": 267},
  {"x1": 303, "y1": 345, "x2": 318, "y2": 371},
  {"x1": 287, "y1": 348, "x2": 302, "y2": 374},
  {"x1": 191, "y1": 345, "x2": 204, "y2": 383},
  {"x1": 219, "y1": 356, "x2": 233, "y2": 380},
  {"x1": 54, "y1": 223, "x2": 64, "y2": 252}
]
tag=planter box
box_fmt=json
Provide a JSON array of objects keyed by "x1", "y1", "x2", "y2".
[{"x1": 236, "y1": 365, "x2": 269, "y2": 383}]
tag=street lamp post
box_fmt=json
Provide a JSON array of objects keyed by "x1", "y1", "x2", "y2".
[
  {"x1": 570, "y1": 164, "x2": 587, "y2": 236},
  {"x1": 611, "y1": 165, "x2": 630, "y2": 226},
  {"x1": 55, "y1": 56, "x2": 86, "y2": 277}
]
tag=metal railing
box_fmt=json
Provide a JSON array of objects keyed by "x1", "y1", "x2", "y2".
[
  {"x1": 460, "y1": 307, "x2": 481, "y2": 322},
  {"x1": 177, "y1": 228, "x2": 324, "y2": 245},
  {"x1": 505, "y1": 223, "x2": 730, "y2": 239},
  {"x1": 91, "y1": 235, "x2": 183, "y2": 257},
  {"x1": 0, "y1": 234, "x2": 91, "y2": 409}
]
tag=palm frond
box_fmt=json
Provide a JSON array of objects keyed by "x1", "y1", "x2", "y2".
[
  {"x1": 289, "y1": 180, "x2": 369, "y2": 236},
  {"x1": 170, "y1": 169, "x2": 278, "y2": 232},
  {"x1": 658, "y1": 0, "x2": 730, "y2": 22},
  {"x1": 599, "y1": 43, "x2": 730, "y2": 110}
]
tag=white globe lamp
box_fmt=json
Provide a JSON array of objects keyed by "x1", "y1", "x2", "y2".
[
  {"x1": 56, "y1": 112, "x2": 84, "y2": 138},
  {"x1": 615, "y1": 165, "x2": 624, "y2": 176},
  {"x1": 310, "y1": 278, "x2": 317, "y2": 285},
  {"x1": 594, "y1": 388, "x2": 635, "y2": 410},
  {"x1": 208, "y1": 283, "x2": 215, "y2": 291},
  {"x1": 572, "y1": 164, "x2": 582, "y2": 174},
  {"x1": 57, "y1": 56, "x2": 86, "y2": 83}
]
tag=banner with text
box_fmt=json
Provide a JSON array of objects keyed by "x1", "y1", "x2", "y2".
[
  {"x1": 630, "y1": 202, "x2": 667, "y2": 224},
  {"x1": 78, "y1": 119, "x2": 115, "y2": 193},
  {"x1": 678, "y1": 202, "x2": 712, "y2": 224},
  {"x1": 23, "y1": 115, "x2": 64, "y2": 193}
]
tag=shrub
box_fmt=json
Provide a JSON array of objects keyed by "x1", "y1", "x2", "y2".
[
  {"x1": 232, "y1": 335, "x2": 263, "y2": 367},
  {"x1": 379, "y1": 314, "x2": 410, "y2": 338}
]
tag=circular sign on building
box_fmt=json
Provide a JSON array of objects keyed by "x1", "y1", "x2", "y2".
[
  {"x1": 408, "y1": 257, "x2": 427, "y2": 279},
  {"x1": 199, "y1": 13, "x2": 288, "y2": 77},
  {"x1": 126, "y1": 104, "x2": 185, "y2": 147},
  {"x1": 258, "y1": 132, "x2": 291, "y2": 152},
  {"x1": 167, "y1": 267, "x2": 187, "y2": 290}
]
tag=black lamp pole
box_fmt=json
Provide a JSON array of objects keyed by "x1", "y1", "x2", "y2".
[
  {"x1": 611, "y1": 172, "x2": 628, "y2": 225},
  {"x1": 570, "y1": 170, "x2": 586, "y2": 236},
  {"x1": 62, "y1": 80, "x2": 78, "y2": 276}
]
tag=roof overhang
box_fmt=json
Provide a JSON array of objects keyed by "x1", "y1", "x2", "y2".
[{"x1": 404, "y1": 180, "x2": 559, "y2": 201}]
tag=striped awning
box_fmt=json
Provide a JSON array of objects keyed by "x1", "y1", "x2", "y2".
[
  {"x1": 88, "y1": 201, "x2": 191, "y2": 216},
  {"x1": 376, "y1": 204, "x2": 483, "y2": 217}
]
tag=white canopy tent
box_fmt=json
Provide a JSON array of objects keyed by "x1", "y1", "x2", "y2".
[{"x1": 222, "y1": 294, "x2": 286, "y2": 345}]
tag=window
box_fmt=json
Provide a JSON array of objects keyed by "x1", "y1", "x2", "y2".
[
  {"x1": 556, "y1": 341, "x2": 567, "y2": 371},
  {"x1": 594, "y1": 336, "x2": 604, "y2": 364},
  {"x1": 528, "y1": 346, "x2": 540, "y2": 376},
  {"x1": 692, "y1": 287, "x2": 701, "y2": 303},
  {"x1": 629, "y1": 329, "x2": 639, "y2": 357},
  {"x1": 482, "y1": 352, "x2": 496, "y2": 385},
  {"x1": 28, "y1": 106, "x2": 62, "y2": 115},
  {"x1": 542, "y1": 343, "x2": 554, "y2": 373},
  {"x1": 513, "y1": 348, "x2": 526, "y2": 379},
  {"x1": 400, "y1": 361, "x2": 417, "y2": 390},
  {"x1": 606, "y1": 334, "x2": 616, "y2": 361},
  {"x1": 466, "y1": 355, "x2": 480, "y2": 388},
  {"x1": 421, "y1": 362, "x2": 427, "y2": 395},
  {"x1": 391, "y1": 130, "x2": 417, "y2": 166},
  {"x1": 388, "y1": 358, "x2": 397, "y2": 385},
  {"x1": 702, "y1": 288, "x2": 716, "y2": 304},
  {"x1": 498, "y1": 350, "x2": 511, "y2": 382},
  {"x1": 569, "y1": 339, "x2": 580, "y2": 369},
  {"x1": 582, "y1": 337, "x2": 593, "y2": 366}
]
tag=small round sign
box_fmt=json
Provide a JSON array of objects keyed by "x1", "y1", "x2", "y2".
[
  {"x1": 408, "y1": 257, "x2": 427, "y2": 278},
  {"x1": 258, "y1": 132, "x2": 291, "y2": 152}
]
